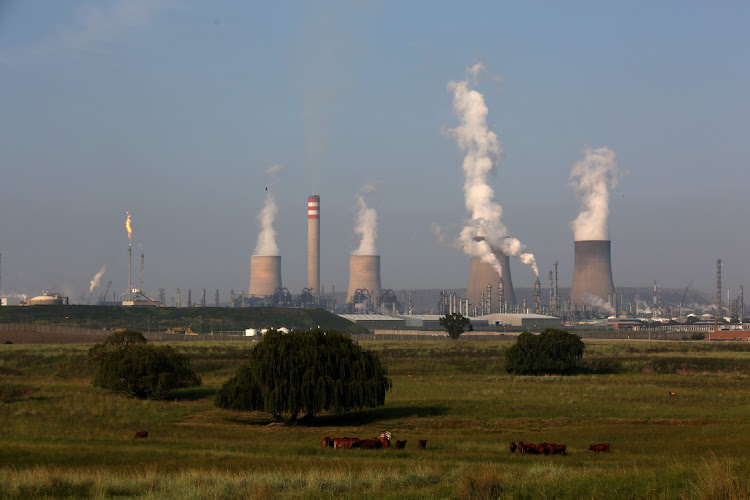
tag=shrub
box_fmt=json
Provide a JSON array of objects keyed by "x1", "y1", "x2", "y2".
[
  {"x1": 215, "y1": 329, "x2": 391, "y2": 423},
  {"x1": 504, "y1": 328, "x2": 585, "y2": 375},
  {"x1": 440, "y1": 313, "x2": 472, "y2": 340},
  {"x1": 88, "y1": 330, "x2": 201, "y2": 399}
]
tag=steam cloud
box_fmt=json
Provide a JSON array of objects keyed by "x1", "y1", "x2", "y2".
[
  {"x1": 584, "y1": 292, "x2": 615, "y2": 315},
  {"x1": 89, "y1": 265, "x2": 106, "y2": 293},
  {"x1": 253, "y1": 165, "x2": 283, "y2": 255},
  {"x1": 569, "y1": 147, "x2": 618, "y2": 241},
  {"x1": 447, "y1": 64, "x2": 538, "y2": 276},
  {"x1": 353, "y1": 187, "x2": 378, "y2": 255}
]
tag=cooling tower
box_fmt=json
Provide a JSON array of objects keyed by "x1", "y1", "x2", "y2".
[
  {"x1": 248, "y1": 255, "x2": 282, "y2": 297},
  {"x1": 346, "y1": 255, "x2": 381, "y2": 303},
  {"x1": 570, "y1": 240, "x2": 615, "y2": 309},
  {"x1": 466, "y1": 247, "x2": 517, "y2": 310},
  {"x1": 307, "y1": 195, "x2": 320, "y2": 297}
]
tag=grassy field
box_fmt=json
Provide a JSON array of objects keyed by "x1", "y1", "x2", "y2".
[{"x1": 1, "y1": 339, "x2": 749, "y2": 499}]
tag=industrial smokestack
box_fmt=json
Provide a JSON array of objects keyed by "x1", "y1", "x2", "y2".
[
  {"x1": 570, "y1": 240, "x2": 615, "y2": 310},
  {"x1": 308, "y1": 195, "x2": 320, "y2": 299},
  {"x1": 466, "y1": 238, "x2": 516, "y2": 311},
  {"x1": 346, "y1": 255, "x2": 381, "y2": 305},
  {"x1": 248, "y1": 255, "x2": 282, "y2": 297}
]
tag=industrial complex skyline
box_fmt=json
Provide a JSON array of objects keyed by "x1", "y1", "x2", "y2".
[{"x1": 1, "y1": 2, "x2": 749, "y2": 304}]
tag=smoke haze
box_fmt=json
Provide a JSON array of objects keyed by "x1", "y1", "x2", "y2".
[
  {"x1": 89, "y1": 265, "x2": 106, "y2": 293},
  {"x1": 447, "y1": 64, "x2": 538, "y2": 276},
  {"x1": 569, "y1": 147, "x2": 618, "y2": 241},
  {"x1": 353, "y1": 188, "x2": 378, "y2": 255}
]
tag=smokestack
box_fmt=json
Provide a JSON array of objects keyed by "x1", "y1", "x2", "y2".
[
  {"x1": 249, "y1": 255, "x2": 282, "y2": 297},
  {"x1": 466, "y1": 238, "x2": 516, "y2": 311},
  {"x1": 308, "y1": 195, "x2": 320, "y2": 300},
  {"x1": 570, "y1": 240, "x2": 615, "y2": 310},
  {"x1": 346, "y1": 255, "x2": 381, "y2": 305}
]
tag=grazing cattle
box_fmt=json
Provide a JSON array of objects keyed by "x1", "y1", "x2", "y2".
[
  {"x1": 669, "y1": 391, "x2": 676, "y2": 396},
  {"x1": 517, "y1": 441, "x2": 527, "y2": 454},
  {"x1": 134, "y1": 430, "x2": 148, "y2": 439},
  {"x1": 509, "y1": 442, "x2": 517, "y2": 453},
  {"x1": 552, "y1": 444, "x2": 567, "y2": 455},
  {"x1": 359, "y1": 438, "x2": 383, "y2": 450},
  {"x1": 333, "y1": 437, "x2": 361, "y2": 449},
  {"x1": 417, "y1": 439, "x2": 427, "y2": 450},
  {"x1": 378, "y1": 432, "x2": 391, "y2": 449},
  {"x1": 588, "y1": 443, "x2": 611, "y2": 453},
  {"x1": 321, "y1": 437, "x2": 334, "y2": 447},
  {"x1": 524, "y1": 445, "x2": 540, "y2": 455},
  {"x1": 395, "y1": 440, "x2": 407, "y2": 449}
]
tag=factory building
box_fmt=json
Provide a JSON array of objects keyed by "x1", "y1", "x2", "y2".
[
  {"x1": 338, "y1": 313, "x2": 405, "y2": 329},
  {"x1": 481, "y1": 313, "x2": 562, "y2": 330}
]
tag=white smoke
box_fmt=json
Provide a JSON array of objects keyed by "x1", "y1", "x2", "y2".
[
  {"x1": 446, "y1": 64, "x2": 538, "y2": 277},
  {"x1": 89, "y1": 265, "x2": 106, "y2": 293},
  {"x1": 353, "y1": 187, "x2": 378, "y2": 255},
  {"x1": 254, "y1": 191, "x2": 279, "y2": 256},
  {"x1": 264, "y1": 164, "x2": 283, "y2": 176},
  {"x1": 430, "y1": 222, "x2": 446, "y2": 245},
  {"x1": 569, "y1": 147, "x2": 619, "y2": 241},
  {"x1": 584, "y1": 292, "x2": 615, "y2": 314}
]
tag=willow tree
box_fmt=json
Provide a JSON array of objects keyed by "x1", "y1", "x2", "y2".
[{"x1": 215, "y1": 329, "x2": 391, "y2": 423}]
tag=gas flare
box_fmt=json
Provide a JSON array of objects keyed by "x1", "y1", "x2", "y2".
[{"x1": 125, "y1": 212, "x2": 132, "y2": 240}]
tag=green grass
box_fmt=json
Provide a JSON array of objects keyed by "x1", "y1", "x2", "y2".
[{"x1": 1, "y1": 340, "x2": 749, "y2": 498}]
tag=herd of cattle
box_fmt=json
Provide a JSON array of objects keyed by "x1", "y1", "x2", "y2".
[
  {"x1": 510, "y1": 441, "x2": 611, "y2": 455},
  {"x1": 321, "y1": 432, "x2": 427, "y2": 450},
  {"x1": 321, "y1": 433, "x2": 610, "y2": 455}
]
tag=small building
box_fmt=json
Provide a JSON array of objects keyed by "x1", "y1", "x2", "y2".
[
  {"x1": 338, "y1": 314, "x2": 406, "y2": 330},
  {"x1": 708, "y1": 330, "x2": 750, "y2": 341},
  {"x1": 480, "y1": 313, "x2": 562, "y2": 330}
]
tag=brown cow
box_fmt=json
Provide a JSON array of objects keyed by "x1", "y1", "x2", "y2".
[
  {"x1": 588, "y1": 443, "x2": 611, "y2": 453},
  {"x1": 321, "y1": 437, "x2": 334, "y2": 447},
  {"x1": 417, "y1": 439, "x2": 427, "y2": 450},
  {"x1": 509, "y1": 442, "x2": 517, "y2": 453},
  {"x1": 359, "y1": 438, "x2": 383, "y2": 450},
  {"x1": 552, "y1": 444, "x2": 567, "y2": 455},
  {"x1": 395, "y1": 440, "x2": 407, "y2": 449},
  {"x1": 333, "y1": 437, "x2": 361, "y2": 449},
  {"x1": 669, "y1": 391, "x2": 676, "y2": 396},
  {"x1": 378, "y1": 432, "x2": 391, "y2": 449},
  {"x1": 134, "y1": 430, "x2": 148, "y2": 439}
]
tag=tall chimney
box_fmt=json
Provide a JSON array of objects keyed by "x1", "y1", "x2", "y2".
[
  {"x1": 346, "y1": 255, "x2": 381, "y2": 305},
  {"x1": 466, "y1": 238, "x2": 516, "y2": 311},
  {"x1": 570, "y1": 240, "x2": 615, "y2": 310},
  {"x1": 249, "y1": 255, "x2": 282, "y2": 297},
  {"x1": 307, "y1": 195, "x2": 320, "y2": 300}
]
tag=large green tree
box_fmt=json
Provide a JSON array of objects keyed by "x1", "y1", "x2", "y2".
[
  {"x1": 88, "y1": 330, "x2": 201, "y2": 399},
  {"x1": 504, "y1": 328, "x2": 585, "y2": 375},
  {"x1": 440, "y1": 313, "x2": 472, "y2": 340},
  {"x1": 215, "y1": 329, "x2": 391, "y2": 423}
]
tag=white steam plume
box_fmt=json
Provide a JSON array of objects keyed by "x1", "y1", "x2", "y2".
[
  {"x1": 89, "y1": 265, "x2": 106, "y2": 293},
  {"x1": 446, "y1": 64, "x2": 538, "y2": 276},
  {"x1": 253, "y1": 166, "x2": 282, "y2": 256},
  {"x1": 353, "y1": 187, "x2": 378, "y2": 255},
  {"x1": 569, "y1": 147, "x2": 618, "y2": 241},
  {"x1": 254, "y1": 192, "x2": 279, "y2": 255},
  {"x1": 584, "y1": 292, "x2": 615, "y2": 314}
]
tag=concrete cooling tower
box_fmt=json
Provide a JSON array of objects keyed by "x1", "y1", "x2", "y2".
[
  {"x1": 570, "y1": 240, "x2": 615, "y2": 309},
  {"x1": 466, "y1": 247, "x2": 517, "y2": 311},
  {"x1": 249, "y1": 255, "x2": 282, "y2": 297},
  {"x1": 346, "y1": 255, "x2": 381, "y2": 304}
]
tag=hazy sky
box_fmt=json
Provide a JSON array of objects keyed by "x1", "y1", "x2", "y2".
[{"x1": 1, "y1": 1, "x2": 748, "y2": 304}]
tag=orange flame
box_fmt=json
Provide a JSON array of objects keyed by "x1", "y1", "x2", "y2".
[{"x1": 125, "y1": 212, "x2": 132, "y2": 240}]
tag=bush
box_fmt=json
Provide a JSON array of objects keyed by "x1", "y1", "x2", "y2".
[
  {"x1": 440, "y1": 313, "x2": 472, "y2": 340},
  {"x1": 215, "y1": 329, "x2": 391, "y2": 423},
  {"x1": 88, "y1": 330, "x2": 201, "y2": 399},
  {"x1": 504, "y1": 328, "x2": 585, "y2": 375}
]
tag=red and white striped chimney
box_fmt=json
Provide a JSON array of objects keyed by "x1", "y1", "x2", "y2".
[{"x1": 307, "y1": 195, "x2": 320, "y2": 298}]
